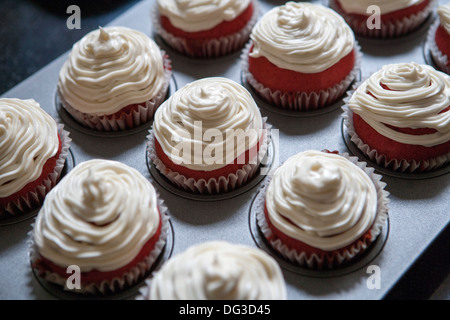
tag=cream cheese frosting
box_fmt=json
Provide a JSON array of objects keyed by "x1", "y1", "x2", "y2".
[
  {"x1": 336, "y1": 0, "x2": 426, "y2": 15},
  {"x1": 249, "y1": 2, "x2": 355, "y2": 74},
  {"x1": 0, "y1": 98, "x2": 59, "y2": 198},
  {"x1": 157, "y1": 0, "x2": 251, "y2": 33},
  {"x1": 58, "y1": 26, "x2": 166, "y2": 116},
  {"x1": 438, "y1": 4, "x2": 450, "y2": 34},
  {"x1": 265, "y1": 150, "x2": 378, "y2": 252},
  {"x1": 153, "y1": 77, "x2": 263, "y2": 171},
  {"x1": 33, "y1": 159, "x2": 160, "y2": 272},
  {"x1": 348, "y1": 62, "x2": 450, "y2": 147},
  {"x1": 146, "y1": 241, "x2": 287, "y2": 300}
]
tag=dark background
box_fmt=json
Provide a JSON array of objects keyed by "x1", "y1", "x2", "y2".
[
  {"x1": 0, "y1": 0, "x2": 448, "y2": 300},
  {"x1": 0, "y1": 0, "x2": 139, "y2": 94}
]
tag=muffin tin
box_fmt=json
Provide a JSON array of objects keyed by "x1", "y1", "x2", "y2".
[{"x1": 0, "y1": 0, "x2": 449, "y2": 300}]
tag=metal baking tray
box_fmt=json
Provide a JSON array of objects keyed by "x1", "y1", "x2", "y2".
[{"x1": 0, "y1": 0, "x2": 448, "y2": 300}]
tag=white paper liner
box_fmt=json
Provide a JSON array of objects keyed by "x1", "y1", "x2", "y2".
[
  {"x1": 342, "y1": 89, "x2": 450, "y2": 172},
  {"x1": 329, "y1": 0, "x2": 436, "y2": 39},
  {"x1": 255, "y1": 151, "x2": 390, "y2": 269},
  {"x1": 426, "y1": 19, "x2": 450, "y2": 75},
  {"x1": 135, "y1": 278, "x2": 153, "y2": 300},
  {"x1": 147, "y1": 118, "x2": 271, "y2": 194},
  {"x1": 0, "y1": 124, "x2": 71, "y2": 219},
  {"x1": 58, "y1": 53, "x2": 172, "y2": 132},
  {"x1": 152, "y1": 0, "x2": 259, "y2": 58},
  {"x1": 28, "y1": 196, "x2": 170, "y2": 295},
  {"x1": 240, "y1": 41, "x2": 362, "y2": 111}
]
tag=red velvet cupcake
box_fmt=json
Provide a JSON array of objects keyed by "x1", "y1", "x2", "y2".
[
  {"x1": 58, "y1": 26, "x2": 172, "y2": 131},
  {"x1": 427, "y1": 4, "x2": 450, "y2": 74},
  {"x1": 343, "y1": 62, "x2": 450, "y2": 172},
  {"x1": 154, "y1": 0, "x2": 258, "y2": 58},
  {"x1": 30, "y1": 159, "x2": 169, "y2": 294},
  {"x1": 242, "y1": 2, "x2": 360, "y2": 111},
  {"x1": 330, "y1": 0, "x2": 435, "y2": 38},
  {"x1": 0, "y1": 98, "x2": 70, "y2": 219},
  {"x1": 147, "y1": 77, "x2": 270, "y2": 194},
  {"x1": 256, "y1": 150, "x2": 389, "y2": 269}
]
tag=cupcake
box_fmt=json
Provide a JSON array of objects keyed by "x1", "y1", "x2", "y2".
[
  {"x1": 427, "y1": 4, "x2": 450, "y2": 74},
  {"x1": 257, "y1": 150, "x2": 389, "y2": 269},
  {"x1": 30, "y1": 159, "x2": 169, "y2": 294},
  {"x1": 242, "y1": 2, "x2": 360, "y2": 111},
  {"x1": 137, "y1": 241, "x2": 287, "y2": 300},
  {"x1": 343, "y1": 62, "x2": 450, "y2": 173},
  {"x1": 147, "y1": 77, "x2": 270, "y2": 194},
  {"x1": 0, "y1": 98, "x2": 70, "y2": 219},
  {"x1": 330, "y1": 0, "x2": 435, "y2": 38},
  {"x1": 57, "y1": 26, "x2": 172, "y2": 131},
  {"x1": 154, "y1": 0, "x2": 259, "y2": 58}
]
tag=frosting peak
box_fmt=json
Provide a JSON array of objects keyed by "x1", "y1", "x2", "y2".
[
  {"x1": 291, "y1": 159, "x2": 342, "y2": 203},
  {"x1": 65, "y1": 170, "x2": 117, "y2": 226},
  {"x1": 86, "y1": 27, "x2": 125, "y2": 58},
  {"x1": 277, "y1": 4, "x2": 312, "y2": 31},
  {"x1": 382, "y1": 62, "x2": 429, "y2": 91}
]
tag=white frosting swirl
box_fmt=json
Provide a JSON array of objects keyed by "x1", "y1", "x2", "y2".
[
  {"x1": 153, "y1": 77, "x2": 263, "y2": 171},
  {"x1": 249, "y1": 2, "x2": 355, "y2": 73},
  {"x1": 348, "y1": 62, "x2": 450, "y2": 147},
  {"x1": 336, "y1": 0, "x2": 426, "y2": 15},
  {"x1": 157, "y1": 0, "x2": 251, "y2": 32},
  {"x1": 0, "y1": 98, "x2": 58, "y2": 198},
  {"x1": 147, "y1": 241, "x2": 287, "y2": 300},
  {"x1": 265, "y1": 150, "x2": 378, "y2": 251},
  {"x1": 438, "y1": 4, "x2": 450, "y2": 34},
  {"x1": 33, "y1": 159, "x2": 161, "y2": 272},
  {"x1": 58, "y1": 26, "x2": 166, "y2": 116}
]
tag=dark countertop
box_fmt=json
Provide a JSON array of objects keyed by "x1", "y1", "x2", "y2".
[{"x1": 0, "y1": 0, "x2": 448, "y2": 300}]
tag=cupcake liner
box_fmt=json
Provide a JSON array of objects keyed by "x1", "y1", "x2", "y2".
[
  {"x1": 58, "y1": 53, "x2": 172, "y2": 132},
  {"x1": 241, "y1": 41, "x2": 362, "y2": 111},
  {"x1": 426, "y1": 19, "x2": 450, "y2": 74},
  {"x1": 152, "y1": 0, "x2": 259, "y2": 58},
  {"x1": 1, "y1": 124, "x2": 71, "y2": 219},
  {"x1": 135, "y1": 278, "x2": 153, "y2": 300},
  {"x1": 255, "y1": 151, "x2": 390, "y2": 269},
  {"x1": 329, "y1": 0, "x2": 436, "y2": 39},
  {"x1": 342, "y1": 89, "x2": 450, "y2": 172},
  {"x1": 147, "y1": 118, "x2": 271, "y2": 194},
  {"x1": 28, "y1": 196, "x2": 170, "y2": 295}
]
